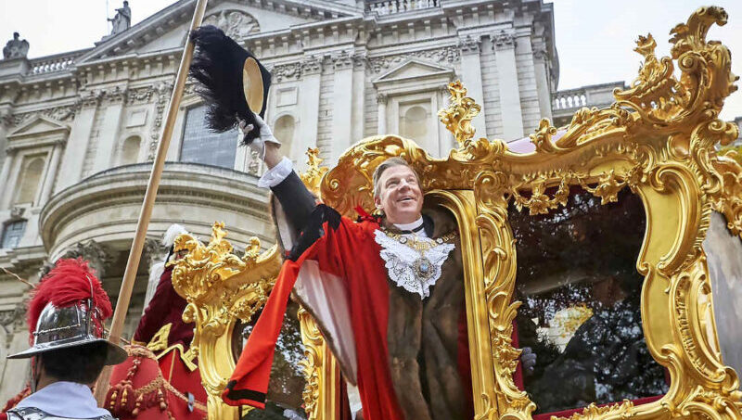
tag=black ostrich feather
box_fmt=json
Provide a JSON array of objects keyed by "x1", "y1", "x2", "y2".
[{"x1": 189, "y1": 25, "x2": 268, "y2": 144}]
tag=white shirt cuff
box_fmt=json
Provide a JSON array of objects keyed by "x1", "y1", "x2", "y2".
[
  {"x1": 257, "y1": 157, "x2": 293, "y2": 188},
  {"x1": 347, "y1": 384, "x2": 363, "y2": 420}
]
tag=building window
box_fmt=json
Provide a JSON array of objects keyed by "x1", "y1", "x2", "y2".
[
  {"x1": 273, "y1": 115, "x2": 296, "y2": 159},
  {"x1": 1, "y1": 220, "x2": 27, "y2": 249},
  {"x1": 13, "y1": 156, "x2": 45, "y2": 205},
  {"x1": 180, "y1": 105, "x2": 239, "y2": 169},
  {"x1": 399, "y1": 103, "x2": 430, "y2": 142},
  {"x1": 121, "y1": 136, "x2": 141, "y2": 165}
]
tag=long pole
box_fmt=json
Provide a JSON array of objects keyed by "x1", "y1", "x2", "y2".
[{"x1": 95, "y1": 0, "x2": 209, "y2": 403}]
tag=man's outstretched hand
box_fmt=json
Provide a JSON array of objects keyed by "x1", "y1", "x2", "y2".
[{"x1": 239, "y1": 113, "x2": 282, "y2": 169}]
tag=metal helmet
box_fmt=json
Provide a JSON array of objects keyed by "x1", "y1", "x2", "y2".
[
  {"x1": 7, "y1": 258, "x2": 127, "y2": 365},
  {"x1": 7, "y1": 299, "x2": 127, "y2": 365}
]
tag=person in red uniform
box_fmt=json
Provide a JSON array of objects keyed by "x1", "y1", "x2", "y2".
[{"x1": 133, "y1": 224, "x2": 193, "y2": 348}]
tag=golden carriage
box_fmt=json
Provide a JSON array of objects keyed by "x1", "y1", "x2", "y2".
[{"x1": 170, "y1": 7, "x2": 742, "y2": 420}]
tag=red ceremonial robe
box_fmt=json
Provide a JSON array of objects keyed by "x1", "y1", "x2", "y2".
[{"x1": 223, "y1": 205, "x2": 405, "y2": 419}]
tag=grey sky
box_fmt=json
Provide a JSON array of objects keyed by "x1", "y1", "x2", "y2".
[{"x1": 1, "y1": 0, "x2": 740, "y2": 119}]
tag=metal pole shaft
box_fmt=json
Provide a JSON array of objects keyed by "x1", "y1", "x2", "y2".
[{"x1": 95, "y1": 0, "x2": 209, "y2": 403}]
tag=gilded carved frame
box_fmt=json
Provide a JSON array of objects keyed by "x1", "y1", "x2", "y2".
[{"x1": 172, "y1": 6, "x2": 742, "y2": 420}]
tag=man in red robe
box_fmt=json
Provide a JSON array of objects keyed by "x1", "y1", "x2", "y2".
[{"x1": 222, "y1": 117, "x2": 473, "y2": 420}]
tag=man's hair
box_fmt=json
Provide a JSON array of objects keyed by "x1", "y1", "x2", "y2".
[
  {"x1": 372, "y1": 157, "x2": 421, "y2": 198},
  {"x1": 40, "y1": 341, "x2": 109, "y2": 384}
]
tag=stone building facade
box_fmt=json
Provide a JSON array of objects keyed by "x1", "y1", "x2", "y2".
[{"x1": 0, "y1": 0, "x2": 559, "y2": 399}]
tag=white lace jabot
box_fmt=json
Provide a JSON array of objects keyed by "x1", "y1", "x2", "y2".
[{"x1": 374, "y1": 230, "x2": 454, "y2": 299}]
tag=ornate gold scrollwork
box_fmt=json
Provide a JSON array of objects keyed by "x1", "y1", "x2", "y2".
[{"x1": 171, "y1": 223, "x2": 282, "y2": 420}]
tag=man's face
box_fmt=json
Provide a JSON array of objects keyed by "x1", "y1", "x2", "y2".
[{"x1": 374, "y1": 165, "x2": 424, "y2": 225}]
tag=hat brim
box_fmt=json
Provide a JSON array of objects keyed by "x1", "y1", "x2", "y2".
[
  {"x1": 243, "y1": 57, "x2": 265, "y2": 115},
  {"x1": 7, "y1": 338, "x2": 128, "y2": 366}
]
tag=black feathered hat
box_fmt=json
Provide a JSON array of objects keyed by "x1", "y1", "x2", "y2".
[{"x1": 189, "y1": 25, "x2": 271, "y2": 144}]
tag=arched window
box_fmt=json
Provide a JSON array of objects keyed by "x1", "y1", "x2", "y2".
[
  {"x1": 121, "y1": 136, "x2": 141, "y2": 165},
  {"x1": 13, "y1": 156, "x2": 45, "y2": 205},
  {"x1": 273, "y1": 115, "x2": 295, "y2": 159},
  {"x1": 399, "y1": 105, "x2": 429, "y2": 141},
  {"x1": 180, "y1": 105, "x2": 239, "y2": 169},
  {"x1": 1, "y1": 220, "x2": 27, "y2": 249}
]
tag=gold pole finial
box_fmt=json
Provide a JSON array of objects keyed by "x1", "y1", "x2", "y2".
[
  {"x1": 437, "y1": 80, "x2": 481, "y2": 149},
  {"x1": 300, "y1": 147, "x2": 328, "y2": 195}
]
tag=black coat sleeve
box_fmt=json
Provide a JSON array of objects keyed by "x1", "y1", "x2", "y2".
[{"x1": 270, "y1": 170, "x2": 317, "y2": 234}]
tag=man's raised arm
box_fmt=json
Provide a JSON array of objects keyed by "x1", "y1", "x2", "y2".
[{"x1": 242, "y1": 115, "x2": 317, "y2": 235}]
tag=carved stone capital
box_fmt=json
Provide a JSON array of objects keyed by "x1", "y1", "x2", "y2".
[
  {"x1": 81, "y1": 90, "x2": 104, "y2": 108},
  {"x1": 126, "y1": 86, "x2": 156, "y2": 105},
  {"x1": 376, "y1": 93, "x2": 388, "y2": 105},
  {"x1": 0, "y1": 111, "x2": 13, "y2": 128},
  {"x1": 301, "y1": 56, "x2": 322, "y2": 75},
  {"x1": 352, "y1": 52, "x2": 368, "y2": 69},
  {"x1": 0, "y1": 310, "x2": 15, "y2": 327},
  {"x1": 104, "y1": 86, "x2": 128, "y2": 104},
  {"x1": 332, "y1": 51, "x2": 353, "y2": 70},
  {"x1": 272, "y1": 63, "x2": 302, "y2": 82},
  {"x1": 492, "y1": 30, "x2": 515, "y2": 50},
  {"x1": 40, "y1": 240, "x2": 111, "y2": 279},
  {"x1": 533, "y1": 48, "x2": 549, "y2": 61},
  {"x1": 458, "y1": 35, "x2": 481, "y2": 54},
  {"x1": 10, "y1": 206, "x2": 25, "y2": 219},
  {"x1": 0, "y1": 300, "x2": 28, "y2": 332}
]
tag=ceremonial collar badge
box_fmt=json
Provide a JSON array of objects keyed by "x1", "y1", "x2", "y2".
[{"x1": 374, "y1": 228, "x2": 456, "y2": 299}]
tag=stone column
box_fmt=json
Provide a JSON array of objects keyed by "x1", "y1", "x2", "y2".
[
  {"x1": 57, "y1": 92, "x2": 101, "y2": 191},
  {"x1": 92, "y1": 88, "x2": 127, "y2": 173},
  {"x1": 0, "y1": 148, "x2": 17, "y2": 206},
  {"x1": 0, "y1": 148, "x2": 21, "y2": 210},
  {"x1": 331, "y1": 51, "x2": 354, "y2": 163},
  {"x1": 533, "y1": 48, "x2": 553, "y2": 121},
  {"x1": 459, "y1": 35, "x2": 488, "y2": 139},
  {"x1": 351, "y1": 52, "x2": 367, "y2": 143},
  {"x1": 298, "y1": 56, "x2": 322, "y2": 158},
  {"x1": 493, "y1": 30, "x2": 524, "y2": 140},
  {"x1": 0, "y1": 106, "x2": 14, "y2": 177},
  {"x1": 377, "y1": 93, "x2": 388, "y2": 135},
  {"x1": 38, "y1": 140, "x2": 63, "y2": 204},
  {"x1": 0, "y1": 106, "x2": 16, "y2": 202}
]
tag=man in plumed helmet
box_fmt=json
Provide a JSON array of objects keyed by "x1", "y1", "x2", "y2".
[{"x1": 4, "y1": 258, "x2": 127, "y2": 420}]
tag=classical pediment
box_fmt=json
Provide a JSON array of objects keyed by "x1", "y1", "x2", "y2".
[
  {"x1": 373, "y1": 59, "x2": 455, "y2": 86},
  {"x1": 77, "y1": 0, "x2": 359, "y2": 62},
  {"x1": 8, "y1": 115, "x2": 70, "y2": 140}
]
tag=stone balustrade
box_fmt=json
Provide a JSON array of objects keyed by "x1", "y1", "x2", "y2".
[
  {"x1": 551, "y1": 81, "x2": 626, "y2": 126},
  {"x1": 553, "y1": 88, "x2": 588, "y2": 110},
  {"x1": 29, "y1": 51, "x2": 85, "y2": 75},
  {"x1": 368, "y1": 0, "x2": 439, "y2": 15}
]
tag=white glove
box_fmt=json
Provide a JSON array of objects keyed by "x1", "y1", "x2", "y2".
[{"x1": 239, "y1": 113, "x2": 280, "y2": 161}]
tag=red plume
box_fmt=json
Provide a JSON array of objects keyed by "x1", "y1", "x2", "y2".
[{"x1": 27, "y1": 258, "x2": 113, "y2": 339}]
